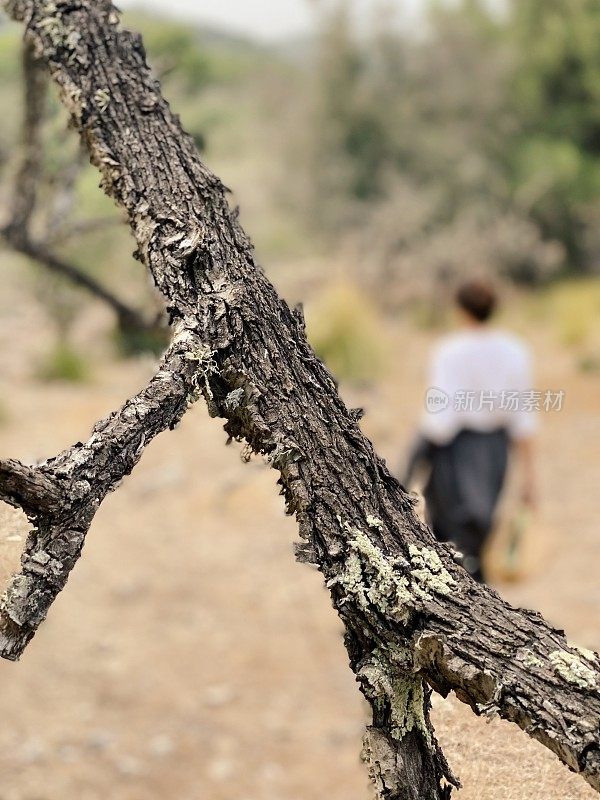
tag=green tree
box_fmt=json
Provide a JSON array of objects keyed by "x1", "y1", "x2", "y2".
[{"x1": 506, "y1": 0, "x2": 600, "y2": 263}]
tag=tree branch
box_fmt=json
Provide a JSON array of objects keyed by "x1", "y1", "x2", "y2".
[
  {"x1": 45, "y1": 214, "x2": 122, "y2": 246},
  {"x1": 1, "y1": 37, "x2": 160, "y2": 338},
  {"x1": 2, "y1": 229, "x2": 158, "y2": 333},
  {"x1": 0, "y1": 459, "x2": 61, "y2": 515},
  {"x1": 0, "y1": 323, "x2": 204, "y2": 660},
  {"x1": 5, "y1": 37, "x2": 47, "y2": 233},
  {"x1": 1, "y1": 2, "x2": 598, "y2": 796}
]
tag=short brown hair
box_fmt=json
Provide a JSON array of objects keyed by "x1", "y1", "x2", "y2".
[{"x1": 456, "y1": 280, "x2": 498, "y2": 323}]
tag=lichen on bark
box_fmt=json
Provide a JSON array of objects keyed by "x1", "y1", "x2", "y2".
[{"x1": 550, "y1": 650, "x2": 598, "y2": 690}]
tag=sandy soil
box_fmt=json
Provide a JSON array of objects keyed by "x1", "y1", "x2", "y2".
[{"x1": 0, "y1": 264, "x2": 599, "y2": 800}]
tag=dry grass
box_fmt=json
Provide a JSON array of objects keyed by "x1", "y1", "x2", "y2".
[{"x1": 306, "y1": 279, "x2": 388, "y2": 384}]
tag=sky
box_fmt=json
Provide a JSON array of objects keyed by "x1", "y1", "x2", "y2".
[{"x1": 118, "y1": 0, "x2": 426, "y2": 42}]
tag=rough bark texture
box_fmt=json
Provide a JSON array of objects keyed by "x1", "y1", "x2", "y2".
[
  {"x1": 0, "y1": 2, "x2": 598, "y2": 797},
  {"x1": 0, "y1": 329, "x2": 202, "y2": 657}
]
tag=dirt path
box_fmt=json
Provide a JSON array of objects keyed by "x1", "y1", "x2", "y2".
[{"x1": 0, "y1": 270, "x2": 598, "y2": 800}]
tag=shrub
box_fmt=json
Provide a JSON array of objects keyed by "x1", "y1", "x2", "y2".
[
  {"x1": 36, "y1": 341, "x2": 90, "y2": 383},
  {"x1": 306, "y1": 280, "x2": 387, "y2": 385}
]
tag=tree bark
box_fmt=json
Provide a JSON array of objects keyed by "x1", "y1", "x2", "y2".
[
  {"x1": 0, "y1": 2, "x2": 598, "y2": 796},
  {"x1": 0, "y1": 328, "x2": 202, "y2": 658}
]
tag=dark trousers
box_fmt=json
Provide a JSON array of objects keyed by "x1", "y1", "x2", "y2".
[{"x1": 406, "y1": 429, "x2": 509, "y2": 582}]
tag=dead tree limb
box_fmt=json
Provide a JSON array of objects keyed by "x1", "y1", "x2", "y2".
[
  {"x1": 1, "y1": 37, "x2": 159, "y2": 338},
  {"x1": 0, "y1": 2, "x2": 598, "y2": 797},
  {"x1": 0, "y1": 326, "x2": 203, "y2": 659}
]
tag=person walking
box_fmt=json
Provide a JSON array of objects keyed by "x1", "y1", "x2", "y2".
[{"x1": 404, "y1": 280, "x2": 537, "y2": 583}]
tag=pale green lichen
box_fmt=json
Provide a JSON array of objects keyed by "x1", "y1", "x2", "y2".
[
  {"x1": 330, "y1": 522, "x2": 456, "y2": 621},
  {"x1": 573, "y1": 644, "x2": 597, "y2": 664},
  {"x1": 549, "y1": 649, "x2": 597, "y2": 690},
  {"x1": 328, "y1": 526, "x2": 412, "y2": 617},
  {"x1": 38, "y1": 1, "x2": 80, "y2": 58},
  {"x1": 184, "y1": 343, "x2": 216, "y2": 366},
  {"x1": 38, "y1": 11, "x2": 63, "y2": 45},
  {"x1": 224, "y1": 387, "x2": 245, "y2": 412},
  {"x1": 1, "y1": 574, "x2": 33, "y2": 626},
  {"x1": 94, "y1": 88, "x2": 111, "y2": 114},
  {"x1": 359, "y1": 650, "x2": 430, "y2": 743},
  {"x1": 381, "y1": 641, "x2": 413, "y2": 669},
  {"x1": 521, "y1": 649, "x2": 544, "y2": 669},
  {"x1": 366, "y1": 515, "x2": 384, "y2": 530},
  {"x1": 335, "y1": 550, "x2": 369, "y2": 608},
  {"x1": 408, "y1": 544, "x2": 456, "y2": 600},
  {"x1": 184, "y1": 345, "x2": 218, "y2": 414}
]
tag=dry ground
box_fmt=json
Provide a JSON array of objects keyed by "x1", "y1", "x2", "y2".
[{"x1": 0, "y1": 262, "x2": 599, "y2": 800}]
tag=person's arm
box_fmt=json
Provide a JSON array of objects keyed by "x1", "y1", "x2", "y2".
[
  {"x1": 509, "y1": 346, "x2": 538, "y2": 509},
  {"x1": 402, "y1": 435, "x2": 434, "y2": 489},
  {"x1": 515, "y1": 435, "x2": 537, "y2": 509}
]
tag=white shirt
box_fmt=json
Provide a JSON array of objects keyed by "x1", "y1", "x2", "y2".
[{"x1": 420, "y1": 328, "x2": 537, "y2": 445}]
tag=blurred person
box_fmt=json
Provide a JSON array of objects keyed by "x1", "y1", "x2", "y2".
[{"x1": 404, "y1": 280, "x2": 537, "y2": 583}]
